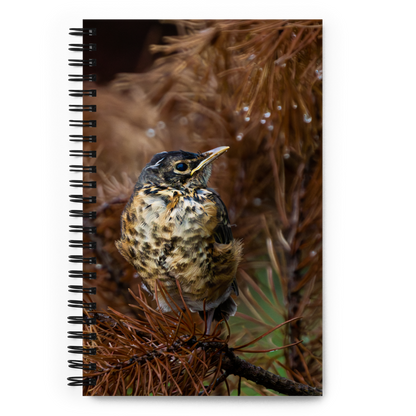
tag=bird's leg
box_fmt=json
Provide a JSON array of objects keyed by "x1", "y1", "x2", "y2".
[{"x1": 205, "y1": 309, "x2": 215, "y2": 335}]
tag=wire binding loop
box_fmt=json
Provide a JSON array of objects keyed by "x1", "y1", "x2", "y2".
[
  {"x1": 68, "y1": 283, "x2": 97, "y2": 295},
  {"x1": 69, "y1": 135, "x2": 97, "y2": 142},
  {"x1": 68, "y1": 181, "x2": 97, "y2": 189},
  {"x1": 68, "y1": 377, "x2": 97, "y2": 387},
  {"x1": 69, "y1": 165, "x2": 96, "y2": 173},
  {"x1": 69, "y1": 90, "x2": 97, "y2": 97},
  {"x1": 66, "y1": 345, "x2": 97, "y2": 355},
  {"x1": 67, "y1": 254, "x2": 96, "y2": 264},
  {"x1": 68, "y1": 224, "x2": 97, "y2": 234},
  {"x1": 68, "y1": 194, "x2": 97, "y2": 205},
  {"x1": 68, "y1": 74, "x2": 96, "y2": 82},
  {"x1": 68, "y1": 59, "x2": 97, "y2": 67},
  {"x1": 69, "y1": 210, "x2": 97, "y2": 219},
  {"x1": 68, "y1": 316, "x2": 97, "y2": 325},
  {"x1": 69, "y1": 240, "x2": 96, "y2": 249},
  {"x1": 69, "y1": 150, "x2": 96, "y2": 157},
  {"x1": 69, "y1": 120, "x2": 96, "y2": 127},
  {"x1": 69, "y1": 270, "x2": 97, "y2": 280},
  {"x1": 68, "y1": 331, "x2": 97, "y2": 340},
  {"x1": 66, "y1": 360, "x2": 97, "y2": 370},
  {"x1": 69, "y1": 105, "x2": 96, "y2": 112},
  {"x1": 69, "y1": 43, "x2": 97, "y2": 52},
  {"x1": 69, "y1": 28, "x2": 96, "y2": 36},
  {"x1": 66, "y1": 299, "x2": 97, "y2": 311}
]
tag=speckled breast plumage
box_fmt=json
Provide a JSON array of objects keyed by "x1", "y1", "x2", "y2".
[{"x1": 116, "y1": 183, "x2": 242, "y2": 314}]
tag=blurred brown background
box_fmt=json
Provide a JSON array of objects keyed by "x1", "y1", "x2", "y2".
[{"x1": 83, "y1": 20, "x2": 177, "y2": 83}]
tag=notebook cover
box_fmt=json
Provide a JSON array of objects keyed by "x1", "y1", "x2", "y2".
[{"x1": 70, "y1": 19, "x2": 323, "y2": 396}]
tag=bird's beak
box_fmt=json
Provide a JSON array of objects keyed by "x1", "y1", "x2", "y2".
[{"x1": 190, "y1": 146, "x2": 230, "y2": 176}]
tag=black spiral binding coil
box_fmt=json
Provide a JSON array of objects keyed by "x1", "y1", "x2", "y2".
[{"x1": 68, "y1": 27, "x2": 97, "y2": 388}]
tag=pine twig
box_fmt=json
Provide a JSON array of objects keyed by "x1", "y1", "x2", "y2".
[
  {"x1": 188, "y1": 340, "x2": 323, "y2": 397},
  {"x1": 93, "y1": 313, "x2": 321, "y2": 396},
  {"x1": 221, "y1": 350, "x2": 322, "y2": 396}
]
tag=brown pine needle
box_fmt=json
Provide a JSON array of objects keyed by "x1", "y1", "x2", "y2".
[
  {"x1": 233, "y1": 316, "x2": 302, "y2": 350},
  {"x1": 175, "y1": 279, "x2": 195, "y2": 323},
  {"x1": 294, "y1": 344, "x2": 314, "y2": 387},
  {"x1": 233, "y1": 339, "x2": 302, "y2": 354},
  {"x1": 234, "y1": 312, "x2": 274, "y2": 329},
  {"x1": 239, "y1": 269, "x2": 277, "y2": 311}
]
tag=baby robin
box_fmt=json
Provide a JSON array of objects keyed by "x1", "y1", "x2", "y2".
[{"x1": 116, "y1": 146, "x2": 242, "y2": 331}]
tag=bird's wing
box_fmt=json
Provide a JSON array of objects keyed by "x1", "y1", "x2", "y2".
[
  {"x1": 208, "y1": 188, "x2": 233, "y2": 244},
  {"x1": 208, "y1": 188, "x2": 239, "y2": 296}
]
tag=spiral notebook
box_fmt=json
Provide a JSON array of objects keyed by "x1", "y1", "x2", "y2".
[{"x1": 67, "y1": 19, "x2": 323, "y2": 396}]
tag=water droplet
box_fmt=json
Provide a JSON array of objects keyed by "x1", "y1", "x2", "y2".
[
  {"x1": 264, "y1": 112, "x2": 271, "y2": 118},
  {"x1": 245, "y1": 116, "x2": 250, "y2": 122},
  {"x1": 157, "y1": 121, "x2": 165, "y2": 129},
  {"x1": 260, "y1": 119, "x2": 266, "y2": 124},
  {"x1": 315, "y1": 69, "x2": 323, "y2": 80},
  {"x1": 292, "y1": 103, "x2": 298, "y2": 109},
  {"x1": 236, "y1": 133, "x2": 244, "y2": 141},
  {"x1": 283, "y1": 153, "x2": 290, "y2": 159},
  {"x1": 303, "y1": 113, "x2": 312, "y2": 123},
  {"x1": 253, "y1": 198, "x2": 262, "y2": 207},
  {"x1": 95, "y1": 264, "x2": 102, "y2": 270},
  {"x1": 179, "y1": 117, "x2": 188, "y2": 126},
  {"x1": 277, "y1": 105, "x2": 282, "y2": 111},
  {"x1": 133, "y1": 273, "x2": 139, "y2": 278},
  {"x1": 274, "y1": 58, "x2": 287, "y2": 67},
  {"x1": 248, "y1": 54, "x2": 256, "y2": 61},
  {"x1": 291, "y1": 32, "x2": 297, "y2": 39},
  {"x1": 146, "y1": 128, "x2": 155, "y2": 138},
  {"x1": 310, "y1": 250, "x2": 317, "y2": 257},
  {"x1": 243, "y1": 106, "x2": 249, "y2": 112},
  {"x1": 268, "y1": 125, "x2": 274, "y2": 131}
]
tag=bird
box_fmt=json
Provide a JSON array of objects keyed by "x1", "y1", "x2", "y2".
[{"x1": 116, "y1": 146, "x2": 243, "y2": 332}]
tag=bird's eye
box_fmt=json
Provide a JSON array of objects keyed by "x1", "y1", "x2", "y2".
[{"x1": 175, "y1": 163, "x2": 188, "y2": 172}]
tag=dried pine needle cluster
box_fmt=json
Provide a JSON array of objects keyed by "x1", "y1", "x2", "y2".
[
  {"x1": 83, "y1": 282, "x2": 309, "y2": 396},
  {"x1": 84, "y1": 283, "x2": 229, "y2": 396},
  {"x1": 82, "y1": 19, "x2": 323, "y2": 395}
]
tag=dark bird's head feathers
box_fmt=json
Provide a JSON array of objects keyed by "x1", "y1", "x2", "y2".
[{"x1": 136, "y1": 146, "x2": 229, "y2": 189}]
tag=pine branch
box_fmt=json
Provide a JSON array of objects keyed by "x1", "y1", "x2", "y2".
[
  {"x1": 91, "y1": 314, "x2": 322, "y2": 396},
  {"x1": 221, "y1": 349, "x2": 322, "y2": 396}
]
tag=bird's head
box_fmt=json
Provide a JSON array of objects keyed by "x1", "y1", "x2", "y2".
[{"x1": 136, "y1": 146, "x2": 229, "y2": 189}]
